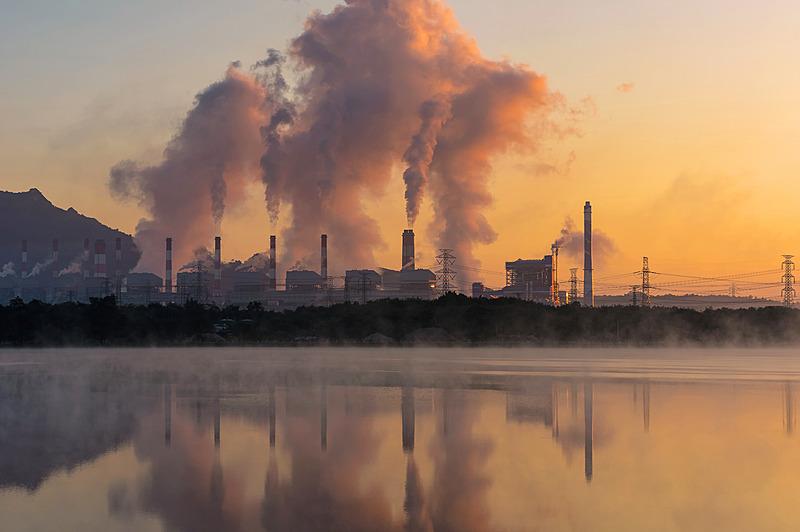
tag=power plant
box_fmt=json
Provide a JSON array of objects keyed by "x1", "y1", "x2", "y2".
[
  {"x1": 0, "y1": 202, "x2": 596, "y2": 308},
  {"x1": 3, "y1": 199, "x2": 790, "y2": 309}
]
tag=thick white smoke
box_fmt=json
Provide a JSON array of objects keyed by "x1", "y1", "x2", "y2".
[
  {"x1": 112, "y1": 0, "x2": 564, "y2": 274},
  {"x1": 110, "y1": 65, "x2": 268, "y2": 272}
]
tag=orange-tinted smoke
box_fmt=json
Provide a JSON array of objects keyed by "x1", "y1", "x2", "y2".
[{"x1": 109, "y1": 65, "x2": 268, "y2": 272}]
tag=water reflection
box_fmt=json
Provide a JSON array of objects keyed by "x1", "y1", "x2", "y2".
[{"x1": 2, "y1": 348, "x2": 800, "y2": 531}]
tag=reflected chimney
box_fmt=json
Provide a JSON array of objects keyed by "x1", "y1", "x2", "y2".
[
  {"x1": 320, "y1": 385, "x2": 328, "y2": 451},
  {"x1": 164, "y1": 383, "x2": 172, "y2": 447},
  {"x1": 268, "y1": 384, "x2": 276, "y2": 448},
  {"x1": 402, "y1": 387, "x2": 416, "y2": 453},
  {"x1": 584, "y1": 382, "x2": 593, "y2": 483}
]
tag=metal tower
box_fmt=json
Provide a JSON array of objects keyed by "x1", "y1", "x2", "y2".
[
  {"x1": 569, "y1": 268, "x2": 579, "y2": 303},
  {"x1": 435, "y1": 249, "x2": 457, "y2": 296},
  {"x1": 782, "y1": 255, "x2": 795, "y2": 307},
  {"x1": 551, "y1": 243, "x2": 561, "y2": 307},
  {"x1": 641, "y1": 257, "x2": 651, "y2": 307},
  {"x1": 631, "y1": 285, "x2": 639, "y2": 306}
]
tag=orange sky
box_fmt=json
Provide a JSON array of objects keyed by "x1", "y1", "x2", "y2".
[{"x1": 1, "y1": 0, "x2": 798, "y2": 295}]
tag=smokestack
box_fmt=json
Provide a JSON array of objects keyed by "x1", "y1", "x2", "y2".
[
  {"x1": 402, "y1": 230, "x2": 415, "y2": 271},
  {"x1": 214, "y1": 236, "x2": 222, "y2": 296},
  {"x1": 551, "y1": 243, "x2": 560, "y2": 306},
  {"x1": 51, "y1": 239, "x2": 59, "y2": 278},
  {"x1": 21, "y1": 240, "x2": 28, "y2": 278},
  {"x1": 83, "y1": 238, "x2": 91, "y2": 279},
  {"x1": 165, "y1": 238, "x2": 173, "y2": 294},
  {"x1": 320, "y1": 234, "x2": 328, "y2": 283},
  {"x1": 115, "y1": 237, "x2": 122, "y2": 288},
  {"x1": 584, "y1": 201, "x2": 593, "y2": 307},
  {"x1": 269, "y1": 235, "x2": 277, "y2": 290},
  {"x1": 94, "y1": 240, "x2": 107, "y2": 279}
]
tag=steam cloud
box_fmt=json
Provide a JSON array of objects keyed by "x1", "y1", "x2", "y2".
[
  {"x1": 0, "y1": 262, "x2": 15, "y2": 278},
  {"x1": 260, "y1": 0, "x2": 552, "y2": 268},
  {"x1": 555, "y1": 217, "x2": 616, "y2": 265},
  {"x1": 112, "y1": 0, "x2": 562, "y2": 272},
  {"x1": 109, "y1": 65, "x2": 268, "y2": 272}
]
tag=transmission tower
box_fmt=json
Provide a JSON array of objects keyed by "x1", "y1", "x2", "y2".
[
  {"x1": 631, "y1": 286, "x2": 639, "y2": 306},
  {"x1": 730, "y1": 282, "x2": 737, "y2": 298},
  {"x1": 569, "y1": 268, "x2": 579, "y2": 303},
  {"x1": 782, "y1": 255, "x2": 795, "y2": 307},
  {"x1": 435, "y1": 249, "x2": 457, "y2": 296},
  {"x1": 641, "y1": 257, "x2": 651, "y2": 307}
]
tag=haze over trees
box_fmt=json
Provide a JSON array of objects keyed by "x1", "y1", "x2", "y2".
[{"x1": 1, "y1": 294, "x2": 798, "y2": 347}]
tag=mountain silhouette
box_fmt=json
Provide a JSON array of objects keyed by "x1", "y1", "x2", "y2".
[{"x1": 0, "y1": 188, "x2": 140, "y2": 277}]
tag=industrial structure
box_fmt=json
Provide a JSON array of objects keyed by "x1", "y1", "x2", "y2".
[{"x1": 3, "y1": 199, "x2": 795, "y2": 309}]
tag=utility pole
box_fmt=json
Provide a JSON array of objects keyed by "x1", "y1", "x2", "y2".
[
  {"x1": 569, "y1": 268, "x2": 579, "y2": 304},
  {"x1": 435, "y1": 249, "x2": 457, "y2": 296},
  {"x1": 782, "y1": 255, "x2": 795, "y2": 307},
  {"x1": 641, "y1": 257, "x2": 651, "y2": 308},
  {"x1": 631, "y1": 286, "x2": 639, "y2": 306}
]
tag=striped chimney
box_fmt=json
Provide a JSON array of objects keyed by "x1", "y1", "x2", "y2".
[
  {"x1": 115, "y1": 237, "x2": 122, "y2": 284},
  {"x1": 165, "y1": 238, "x2": 173, "y2": 293},
  {"x1": 52, "y1": 239, "x2": 59, "y2": 278},
  {"x1": 321, "y1": 234, "x2": 328, "y2": 283},
  {"x1": 94, "y1": 240, "x2": 107, "y2": 279},
  {"x1": 269, "y1": 235, "x2": 277, "y2": 290},
  {"x1": 21, "y1": 240, "x2": 28, "y2": 278},
  {"x1": 83, "y1": 238, "x2": 91, "y2": 279}
]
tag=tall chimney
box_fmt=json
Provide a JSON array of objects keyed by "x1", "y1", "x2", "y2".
[
  {"x1": 94, "y1": 240, "x2": 107, "y2": 279},
  {"x1": 51, "y1": 239, "x2": 59, "y2": 278},
  {"x1": 402, "y1": 230, "x2": 415, "y2": 271},
  {"x1": 21, "y1": 240, "x2": 28, "y2": 278},
  {"x1": 165, "y1": 238, "x2": 173, "y2": 294},
  {"x1": 320, "y1": 234, "x2": 328, "y2": 283},
  {"x1": 214, "y1": 236, "x2": 222, "y2": 296},
  {"x1": 269, "y1": 235, "x2": 277, "y2": 290},
  {"x1": 551, "y1": 243, "x2": 560, "y2": 306},
  {"x1": 114, "y1": 237, "x2": 122, "y2": 288},
  {"x1": 583, "y1": 201, "x2": 593, "y2": 307},
  {"x1": 83, "y1": 238, "x2": 91, "y2": 279}
]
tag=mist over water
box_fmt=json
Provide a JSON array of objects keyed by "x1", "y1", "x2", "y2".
[{"x1": 2, "y1": 348, "x2": 800, "y2": 531}]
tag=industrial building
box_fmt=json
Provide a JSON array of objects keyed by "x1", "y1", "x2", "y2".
[{"x1": 1, "y1": 201, "x2": 594, "y2": 309}]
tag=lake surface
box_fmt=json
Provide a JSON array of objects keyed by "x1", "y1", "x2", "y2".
[{"x1": 2, "y1": 347, "x2": 800, "y2": 531}]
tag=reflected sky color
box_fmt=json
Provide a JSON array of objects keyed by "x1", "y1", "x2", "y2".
[{"x1": 2, "y1": 348, "x2": 800, "y2": 531}]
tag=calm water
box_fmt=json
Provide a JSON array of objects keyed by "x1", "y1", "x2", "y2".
[{"x1": 2, "y1": 347, "x2": 800, "y2": 532}]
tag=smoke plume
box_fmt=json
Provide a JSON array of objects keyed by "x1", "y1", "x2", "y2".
[
  {"x1": 57, "y1": 250, "x2": 88, "y2": 278},
  {"x1": 23, "y1": 257, "x2": 55, "y2": 279},
  {"x1": 111, "y1": 0, "x2": 563, "y2": 273},
  {"x1": 109, "y1": 64, "x2": 268, "y2": 272},
  {"x1": 0, "y1": 262, "x2": 14, "y2": 278},
  {"x1": 555, "y1": 217, "x2": 616, "y2": 266},
  {"x1": 260, "y1": 0, "x2": 553, "y2": 268}
]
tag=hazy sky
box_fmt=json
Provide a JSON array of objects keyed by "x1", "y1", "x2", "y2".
[{"x1": 1, "y1": 0, "x2": 798, "y2": 291}]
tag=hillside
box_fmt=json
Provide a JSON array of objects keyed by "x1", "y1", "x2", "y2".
[{"x1": 0, "y1": 188, "x2": 140, "y2": 277}]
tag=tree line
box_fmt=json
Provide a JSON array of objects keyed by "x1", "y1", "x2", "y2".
[{"x1": 1, "y1": 294, "x2": 798, "y2": 347}]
